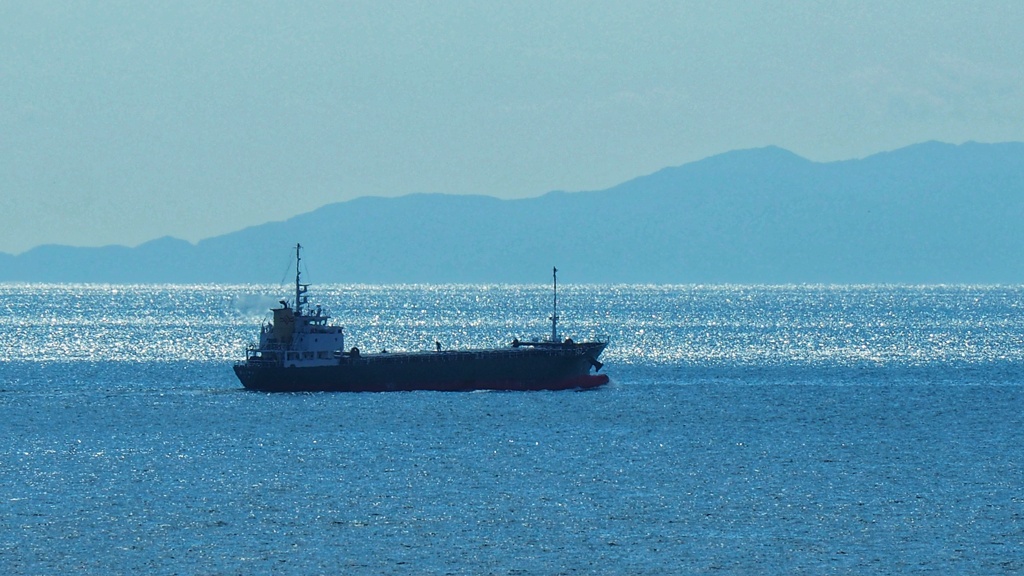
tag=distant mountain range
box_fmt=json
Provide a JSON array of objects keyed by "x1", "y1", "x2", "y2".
[{"x1": 3, "y1": 141, "x2": 1024, "y2": 284}]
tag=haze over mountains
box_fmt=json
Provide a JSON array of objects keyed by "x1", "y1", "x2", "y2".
[{"x1": 3, "y1": 141, "x2": 1023, "y2": 284}]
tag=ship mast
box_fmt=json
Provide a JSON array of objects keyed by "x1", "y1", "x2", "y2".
[
  {"x1": 550, "y1": 266, "x2": 558, "y2": 342},
  {"x1": 294, "y1": 243, "x2": 308, "y2": 315}
]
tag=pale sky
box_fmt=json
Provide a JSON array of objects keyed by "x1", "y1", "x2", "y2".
[{"x1": 2, "y1": 1, "x2": 1023, "y2": 254}]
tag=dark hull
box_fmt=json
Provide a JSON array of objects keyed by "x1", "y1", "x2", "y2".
[{"x1": 234, "y1": 343, "x2": 608, "y2": 392}]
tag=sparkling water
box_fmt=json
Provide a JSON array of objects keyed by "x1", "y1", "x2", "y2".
[{"x1": 2, "y1": 284, "x2": 1022, "y2": 574}]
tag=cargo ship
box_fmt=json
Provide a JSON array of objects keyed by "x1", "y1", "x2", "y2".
[{"x1": 233, "y1": 244, "x2": 609, "y2": 392}]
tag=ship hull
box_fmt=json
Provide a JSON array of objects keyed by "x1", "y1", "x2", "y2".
[{"x1": 234, "y1": 343, "x2": 608, "y2": 392}]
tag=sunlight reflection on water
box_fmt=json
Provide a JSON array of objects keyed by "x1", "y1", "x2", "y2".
[{"x1": 4, "y1": 283, "x2": 1024, "y2": 368}]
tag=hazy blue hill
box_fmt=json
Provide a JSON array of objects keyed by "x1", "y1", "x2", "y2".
[
  {"x1": 580, "y1": 141, "x2": 1024, "y2": 283},
  {"x1": 6, "y1": 237, "x2": 196, "y2": 283},
  {"x1": 2, "y1": 141, "x2": 1023, "y2": 283}
]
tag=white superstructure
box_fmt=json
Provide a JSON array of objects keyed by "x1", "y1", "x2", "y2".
[{"x1": 245, "y1": 244, "x2": 346, "y2": 368}]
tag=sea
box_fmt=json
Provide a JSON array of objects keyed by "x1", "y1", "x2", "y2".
[{"x1": 1, "y1": 283, "x2": 1022, "y2": 575}]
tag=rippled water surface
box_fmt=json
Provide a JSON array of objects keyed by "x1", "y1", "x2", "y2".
[{"x1": 2, "y1": 284, "x2": 1023, "y2": 574}]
